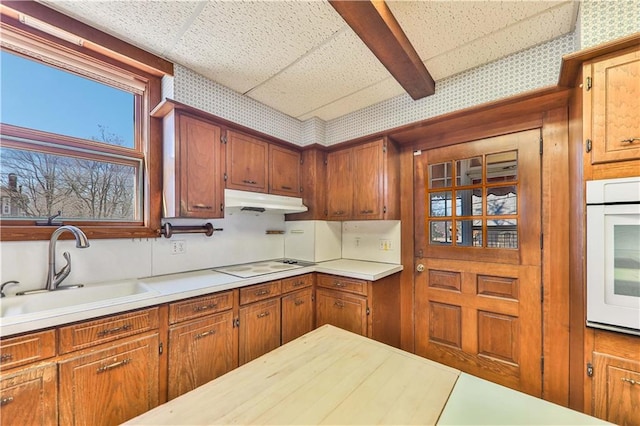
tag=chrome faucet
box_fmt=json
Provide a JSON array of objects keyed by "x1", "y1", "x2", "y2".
[{"x1": 45, "y1": 225, "x2": 90, "y2": 291}]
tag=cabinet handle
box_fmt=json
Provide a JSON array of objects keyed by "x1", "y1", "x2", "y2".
[
  {"x1": 334, "y1": 301, "x2": 345, "y2": 308},
  {"x1": 96, "y1": 358, "x2": 132, "y2": 373},
  {"x1": 0, "y1": 396, "x2": 14, "y2": 406},
  {"x1": 292, "y1": 281, "x2": 305, "y2": 287},
  {"x1": 333, "y1": 210, "x2": 344, "y2": 215},
  {"x1": 281, "y1": 186, "x2": 292, "y2": 190},
  {"x1": 97, "y1": 324, "x2": 132, "y2": 337},
  {"x1": 194, "y1": 303, "x2": 218, "y2": 312},
  {"x1": 195, "y1": 329, "x2": 217, "y2": 340},
  {"x1": 257, "y1": 311, "x2": 270, "y2": 318},
  {"x1": 255, "y1": 289, "x2": 271, "y2": 296},
  {"x1": 0, "y1": 353, "x2": 13, "y2": 362},
  {"x1": 333, "y1": 281, "x2": 346, "y2": 288},
  {"x1": 192, "y1": 204, "x2": 213, "y2": 210},
  {"x1": 360, "y1": 209, "x2": 374, "y2": 214},
  {"x1": 294, "y1": 299, "x2": 305, "y2": 306},
  {"x1": 621, "y1": 377, "x2": 637, "y2": 385},
  {"x1": 621, "y1": 138, "x2": 640, "y2": 144},
  {"x1": 242, "y1": 180, "x2": 257, "y2": 185}
]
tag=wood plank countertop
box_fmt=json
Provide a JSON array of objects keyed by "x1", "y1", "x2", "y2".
[{"x1": 126, "y1": 325, "x2": 460, "y2": 425}]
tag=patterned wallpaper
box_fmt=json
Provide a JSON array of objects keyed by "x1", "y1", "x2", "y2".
[{"x1": 166, "y1": 4, "x2": 637, "y2": 147}]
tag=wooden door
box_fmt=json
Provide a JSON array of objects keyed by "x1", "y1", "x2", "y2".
[
  {"x1": 168, "y1": 310, "x2": 237, "y2": 400},
  {"x1": 0, "y1": 363, "x2": 57, "y2": 426},
  {"x1": 593, "y1": 352, "x2": 640, "y2": 425},
  {"x1": 178, "y1": 114, "x2": 224, "y2": 218},
  {"x1": 281, "y1": 288, "x2": 314, "y2": 344},
  {"x1": 326, "y1": 148, "x2": 353, "y2": 220},
  {"x1": 315, "y1": 288, "x2": 367, "y2": 336},
  {"x1": 353, "y1": 140, "x2": 384, "y2": 219},
  {"x1": 226, "y1": 131, "x2": 268, "y2": 193},
  {"x1": 238, "y1": 298, "x2": 280, "y2": 365},
  {"x1": 414, "y1": 129, "x2": 543, "y2": 396},
  {"x1": 586, "y1": 47, "x2": 640, "y2": 164},
  {"x1": 58, "y1": 333, "x2": 159, "y2": 425},
  {"x1": 269, "y1": 145, "x2": 301, "y2": 197}
]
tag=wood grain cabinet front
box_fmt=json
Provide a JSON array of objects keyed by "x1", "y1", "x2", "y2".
[
  {"x1": 593, "y1": 352, "x2": 640, "y2": 425},
  {"x1": 238, "y1": 298, "x2": 280, "y2": 365},
  {"x1": 269, "y1": 144, "x2": 301, "y2": 197},
  {"x1": 226, "y1": 130, "x2": 269, "y2": 193},
  {"x1": 584, "y1": 46, "x2": 640, "y2": 165},
  {"x1": 0, "y1": 363, "x2": 57, "y2": 426},
  {"x1": 0, "y1": 330, "x2": 56, "y2": 371},
  {"x1": 281, "y1": 287, "x2": 314, "y2": 345},
  {"x1": 315, "y1": 288, "x2": 367, "y2": 336},
  {"x1": 58, "y1": 332, "x2": 159, "y2": 426}
]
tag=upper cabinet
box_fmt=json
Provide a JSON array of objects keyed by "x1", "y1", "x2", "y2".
[
  {"x1": 269, "y1": 144, "x2": 301, "y2": 197},
  {"x1": 326, "y1": 138, "x2": 399, "y2": 221},
  {"x1": 163, "y1": 112, "x2": 225, "y2": 219},
  {"x1": 226, "y1": 131, "x2": 269, "y2": 193},
  {"x1": 584, "y1": 46, "x2": 640, "y2": 165}
]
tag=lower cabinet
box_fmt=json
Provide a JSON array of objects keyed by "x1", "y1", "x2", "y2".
[
  {"x1": 0, "y1": 363, "x2": 57, "y2": 426},
  {"x1": 167, "y1": 310, "x2": 237, "y2": 400},
  {"x1": 316, "y1": 288, "x2": 367, "y2": 336},
  {"x1": 281, "y1": 287, "x2": 314, "y2": 344},
  {"x1": 57, "y1": 333, "x2": 159, "y2": 426},
  {"x1": 239, "y1": 298, "x2": 281, "y2": 365},
  {"x1": 593, "y1": 352, "x2": 640, "y2": 425}
]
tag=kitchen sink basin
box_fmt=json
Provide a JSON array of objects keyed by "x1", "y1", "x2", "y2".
[{"x1": 0, "y1": 280, "x2": 159, "y2": 318}]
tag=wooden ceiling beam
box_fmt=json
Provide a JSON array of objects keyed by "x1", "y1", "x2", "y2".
[{"x1": 329, "y1": 0, "x2": 434, "y2": 100}]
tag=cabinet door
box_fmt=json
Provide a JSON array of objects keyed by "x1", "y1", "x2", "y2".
[
  {"x1": 168, "y1": 310, "x2": 237, "y2": 400},
  {"x1": 315, "y1": 288, "x2": 367, "y2": 336},
  {"x1": 0, "y1": 363, "x2": 56, "y2": 426},
  {"x1": 239, "y1": 298, "x2": 280, "y2": 365},
  {"x1": 226, "y1": 131, "x2": 268, "y2": 193},
  {"x1": 269, "y1": 145, "x2": 301, "y2": 197},
  {"x1": 0, "y1": 330, "x2": 56, "y2": 370},
  {"x1": 58, "y1": 333, "x2": 159, "y2": 426},
  {"x1": 593, "y1": 352, "x2": 640, "y2": 425},
  {"x1": 326, "y1": 148, "x2": 353, "y2": 220},
  {"x1": 281, "y1": 288, "x2": 314, "y2": 344},
  {"x1": 178, "y1": 114, "x2": 224, "y2": 217},
  {"x1": 588, "y1": 48, "x2": 640, "y2": 164},
  {"x1": 353, "y1": 140, "x2": 384, "y2": 219}
]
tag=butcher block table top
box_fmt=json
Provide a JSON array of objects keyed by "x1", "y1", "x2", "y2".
[{"x1": 127, "y1": 325, "x2": 460, "y2": 425}]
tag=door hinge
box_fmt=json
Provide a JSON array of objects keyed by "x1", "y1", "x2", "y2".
[
  {"x1": 300, "y1": 158, "x2": 303, "y2": 165},
  {"x1": 585, "y1": 76, "x2": 592, "y2": 91},
  {"x1": 220, "y1": 203, "x2": 224, "y2": 212},
  {"x1": 223, "y1": 173, "x2": 228, "y2": 181},
  {"x1": 587, "y1": 362, "x2": 594, "y2": 377},
  {"x1": 540, "y1": 233, "x2": 543, "y2": 250},
  {"x1": 383, "y1": 206, "x2": 387, "y2": 214},
  {"x1": 539, "y1": 137, "x2": 543, "y2": 155},
  {"x1": 324, "y1": 209, "x2": 328, "y2": 216},
  {"x1": 541, "y1": 356, "x2": 544, "y2": 373},
  {"x1": 366, "y1": 307, "x2": 370, "y2": 315},
  {"x1": 383, "y1": 143, "x2": 387, "y2": 153},
  {"x1": 221, "y1": 134, "x2": 227, "y2": 144},
  {"x1": 159, "y1": 342, "x2": 163, "y2": 355},
  {"x1": 586, "y1": 139, "x2": 592, "y2": 153},
  {"x1": 233, "y1": 317, "x2": 240, "y2": 328},
  {"x1": 541, "y1": 285, "x2": 544, "y2": 303},
  {"x1": 312, "y1": 295, "x2": 315, "y2": 302}
]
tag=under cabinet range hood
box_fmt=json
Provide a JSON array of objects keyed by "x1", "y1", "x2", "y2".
[{"x1": 224, "y1": 189, "x2": 307, "y2": 214}]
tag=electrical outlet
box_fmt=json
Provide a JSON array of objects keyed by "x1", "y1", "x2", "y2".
[
  {"x1": 171, "y1": 240, "x2": 186, "y2": 255},
  {"x1": 379, "y1": 239, "x2": 391, "y2": 251}
]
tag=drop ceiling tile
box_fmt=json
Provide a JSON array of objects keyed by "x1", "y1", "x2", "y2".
[
  {"x1": 246, "y1": 29, "x2": 393, "y2": 119},
  {"x1": 39, "y1": 0, "x2": 203, "y2": 57},
  {"x1": 425, "y1": 2, "x2": 578, "y2": 80},
  {"x1": 167, "y1": 0, "x2": 345, "y2": 95},
  {"x1": 388, "y1": 0, "x2": 568, "y2": 60},
  {"x1": 297, "y1": 77, "x2": 405, "y2": 121}
]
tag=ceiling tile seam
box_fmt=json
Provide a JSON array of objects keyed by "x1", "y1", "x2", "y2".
[
  {"x1": 241, "y1": 26, "x2": 352, "y2": 97},
  {"x1": 417, "y1": 1, "x2": 577, "y2": 65},
  {"x1": 161, "y1": 1, "x2": 207, "y2": 57}
]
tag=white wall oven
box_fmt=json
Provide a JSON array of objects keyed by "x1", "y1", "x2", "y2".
[{"x1": 587, "y1": 177, "x2": 640, "y2": 336}]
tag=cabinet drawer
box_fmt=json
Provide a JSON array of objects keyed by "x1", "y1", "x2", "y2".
[
  {"x1": 317, "y1": 274, "x2": 368, "y2": 296},
  {"x1": 239, "y1": 281, "x2": 281, "y2": 305},
  {"x1": 58, "y1": 308, "x2": 159, "y2": 354},
  {"x1": 0, "y1": 330, "x2": 56, "y2": 371},
  {"x1": 282, "y1": 274, "x2": 313, "y2": 293},
  {"x1": 169, "y1": 291, "x2": 233, "y2": 324}
]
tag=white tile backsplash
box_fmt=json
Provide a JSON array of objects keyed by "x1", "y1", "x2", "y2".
[
  {"x1": 341, "y1": 221, "x2": 401, "y2": 264},
  {"x1": 284, "y1": 221, "x2": 341, "y2": 262}
]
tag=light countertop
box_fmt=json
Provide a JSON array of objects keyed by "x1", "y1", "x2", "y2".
[{"x1": 0, "y1": 259, "x2": 402, "y2": 337}]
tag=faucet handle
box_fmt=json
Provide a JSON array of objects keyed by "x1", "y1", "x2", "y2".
[
  {"x1": 0, "y1": 280, "x2": 20, "y2": 298},
  {"x1": 54, "y1": 252, "x2": 72, "y2": 285}
]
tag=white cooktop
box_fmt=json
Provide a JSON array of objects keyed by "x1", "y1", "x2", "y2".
[{"x1": 213, "y1": 260, "x2": 305, "y2": 278}]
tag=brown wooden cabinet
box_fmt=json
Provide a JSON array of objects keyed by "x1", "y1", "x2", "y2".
[
  {"x1": 167, "y1": 291, "x2": 237, "y2": 400},
  {"x1": 58, "y1": 332, "x2": 159, "y2": 425},
  {"x1": 0, "y1": 362, "x2": 57, "y2": 426},
  {"x1": 286, "y1": 148, "x2": 327, "y2": 221},
  {"x1": 584, "y1": 46, "x2": 640, "y2": 165},
  {"x1": 163, "y1": 112, "x2": 225, "y2": 218},
  {"x1": 592, "y1": 352, "x2": 640, "y2": 425},
  {"x1": 326, "y1": 138, "x2": 399, "y2": 221},
  {"x1": 315, "y1": 273, "x2": 400, "y2": 347},
  {"x1": 281, "y1": 274, "x2": 314, "y2": 344},
  {"x1": 269, "y1": 144, "x2": 301, "y2": 197},
  {"x1": 0, "y1": 330, "x2": 56, "y2": 371},
  {"x1": 226, "y1": 130, "x2": 269, "y2": 193},
  {"x1": 238, "y1": 281, "x2": 282, "y2": 365}
]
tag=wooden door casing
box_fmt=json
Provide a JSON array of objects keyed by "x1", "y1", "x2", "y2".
[
  {"x1": 0, "y1": 363, "x2": 57, "y2": 426},
  {"x1": 326, "y1": 148, "x2": 353, "y2": 220},
  {"x1": 269, "y1": 145, "x2": 301, "y2": 197},
  {"x1": 414, "y1": 129, "x2": 543, "y2": 397},
  {"x1": 238, "y1": 298, "x2": 280, "y2": 365},
  {"x1": 226, "y1": 131, "x2": 268, "y2": 193}
]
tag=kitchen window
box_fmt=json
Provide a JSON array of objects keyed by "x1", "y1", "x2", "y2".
[{"x1": 0, "y1": 16, "x2": 163, "y2": 240}]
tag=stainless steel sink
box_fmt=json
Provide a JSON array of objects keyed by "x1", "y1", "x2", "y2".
[{"x1": 0, "y1": 280, "x2": 159, "y2": 318}]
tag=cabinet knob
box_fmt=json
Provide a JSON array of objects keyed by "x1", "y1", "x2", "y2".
[{"x1": 416, "y1": 264, "x2": 425, "y2": 272}]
